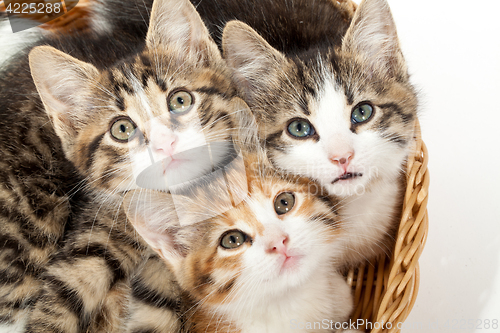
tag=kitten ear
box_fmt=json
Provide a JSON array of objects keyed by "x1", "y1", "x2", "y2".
[
  {"x1": 146, "y1": 0, "x2": 220, "y2": 61},
  {"x1": 122, "y1": 190, "x2": 185, "y2": 272},
  {"x1": 341, "y1": 0, "x2": 407, "y2": 77},
  {"x1": 222, "y1": 20, "x2": 289, "y2": 104},
  {"x1": 29, "y1": 46, "x2": 99, "y2": 142}
]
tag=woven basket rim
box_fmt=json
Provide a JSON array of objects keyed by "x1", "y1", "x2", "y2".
[{"x1": 348, "y1": 119, "x2": 429, "y2": 333}]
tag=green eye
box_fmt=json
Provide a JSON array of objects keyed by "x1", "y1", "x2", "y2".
[
  {"x1": 169, "y1": 90, "x2": 193, "y2": 114},
  {"x1": 110, "y1": 118, "x2": 136, "y2": 141},
  {"x1": 287, "y1": 119, "x2": 315, "y2": 138},
  {"x1": 351, "y1": 103, "x2": 374, "y2": 124},
  {"x1": 274, "y1": 192, "x2": 295, "y2": 215},
  {"x1": 220, "y1": 230, "x2": 247, "y2": 249}
]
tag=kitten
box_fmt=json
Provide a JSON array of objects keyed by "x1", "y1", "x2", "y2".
[
  {"x1": 0, "y1": 8, "x2": 146, "y2": 326},
  {"x1": 0, "y1": 0, "x2": 249, "y2": 325},
  {"x1": 29, "y1": 6, "x2": 248, "y2": 197},
  {"x1": 122, "y1": 151, "x2": 356, "y2": 333},
  {"x1": 221, "y1": 0, "x2": 419, "y2": 266}
]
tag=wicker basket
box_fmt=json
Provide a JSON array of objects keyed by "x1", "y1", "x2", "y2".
[
  {"x1": 1, "y1": 0, "x2": 428, "y2": 331},
  {"x1": 347, "y1": 120, "x2": 429, "y2": 333}
]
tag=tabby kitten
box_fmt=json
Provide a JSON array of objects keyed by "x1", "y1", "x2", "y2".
[
  {"x1": 0, "y1": 0, "x2": 249, "y2": 326},
  {"x1": 29, "y1": 6, "x2": 248, "y2": 197},
  {"x1": 122, "y1": 152, "x2": 356, "y2": 333},
  {"x1": 221, "y1": 0, "x2": 419, "y2": 265}
]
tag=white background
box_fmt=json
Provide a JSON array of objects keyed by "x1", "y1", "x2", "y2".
[
  {"x1": 386, "y1": 0, "x2": 500, "y2": 332},
  {"x1": 1, "y1": 0, "x2": 500, "y2": 332}
]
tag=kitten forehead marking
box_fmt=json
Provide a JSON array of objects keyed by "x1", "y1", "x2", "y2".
[
  {"x1": 125, "y1": 66, "x2": 155, "y2": 120},
  {"x1": 315, "y1": 77, "x2": 352, "y2": 137}
]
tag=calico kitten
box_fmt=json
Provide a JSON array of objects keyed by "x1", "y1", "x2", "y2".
[
  {"x1": 221, "y1": 0, "x2": 418, "y2": 266},
  {"x1": 122, "y1": 152, "x2": 356, "y2": 333},
  {"x1": 0, "y1": 0, "x2": 249, "y2": 325}
]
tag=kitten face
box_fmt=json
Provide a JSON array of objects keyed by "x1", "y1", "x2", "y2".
[
  {"x1": 29, "y1": 0, "x2": 248, "y2": 196},
  {"x1": 123, "y1": 156, "x2": 342, "y2": 308},
  {"x1": 223, "y1": 0, "x2": 418, "y2": 197},
  {"x1": 265, "y1": 69, "x2": 416, "y2": 197},
  {"x1": 183, "y1": 173, "x2": 339, "y2": 304},
  {"x1": 71, "y1": 55, "x2": 243, "y2": 193}
]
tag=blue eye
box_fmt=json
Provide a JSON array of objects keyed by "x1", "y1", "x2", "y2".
[
  {"x1": 351, "y1": 103, "x2": 374, "y2": 124},
  {"x1": 287, "y1": 119, "x2": 315, "y2": 138}
]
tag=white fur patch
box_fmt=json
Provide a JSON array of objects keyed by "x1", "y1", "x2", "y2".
[
  {"x1": 0, "y1": 317, "x2": 26, "y2": 333},
  {"x1": 129, "y1": 114, "x2": 211, "y2": 191}
]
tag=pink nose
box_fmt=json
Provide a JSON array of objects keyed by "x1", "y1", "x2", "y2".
[
  {"x1": 329, "y1": 152, "x2": 354, "y2": 171},
  {"x1": 266, "y1": 236, "x2": 289, "y2": 255},
  {"x1": 151, "y1": 132, "x2": 177, "y2": 156}
]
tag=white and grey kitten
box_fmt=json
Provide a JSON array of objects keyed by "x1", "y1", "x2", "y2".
[{"x1": 222, "y1": 0, "x2": 418, "y2": 266}]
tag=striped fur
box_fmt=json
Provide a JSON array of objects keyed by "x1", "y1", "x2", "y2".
[
  {"x1": 0, "y1": 58, "x2": 87, "y2": 323},
  {"x1": 23, "y1": 199, "x2": 184, "y2": 333},
  {"x1": 0, "y1": 0, "x2": 250, "y2": 328},
  {"x1": 0, "y1": 6, "x2": 148, "y2": 327},
  {"x1": 1, "y1": 0, "x2": 414, "y2": 330},
  {"x1": 24, "y1": 203, "x2": 153, "y2": 333}
]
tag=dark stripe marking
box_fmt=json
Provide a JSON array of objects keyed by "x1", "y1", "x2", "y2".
[
  {"x1": 85, "y1": 133, "x2": 106, "y2": 170},
  {"x1": 217, "y1": 278, "x2": 236, "y2": 294},
  {"x1": 115, "y1": 94, "x2": 125, "y2": 111},
  {"x1": 131, "y1": 280, "x2": 180, "y2": 311},
  {"x1": 265, "y1": 130, "x2": 284, "y2": 146},
  {"x1": 378, "y1": 103, "x2": 414, "y2": 124},
  {"x1": 44, "y1": 276, "x2": 85, "y2": 322},
  {"x1": 194, "y1": 86, "x2": 231, "y2": 100}
]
